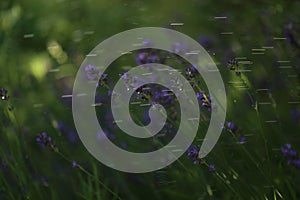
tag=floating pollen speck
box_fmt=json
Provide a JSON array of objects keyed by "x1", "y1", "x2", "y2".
[{"x1": 0, "y1": 87, "x2": 9, "y2": 101}]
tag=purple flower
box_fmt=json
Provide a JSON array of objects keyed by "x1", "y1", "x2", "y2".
[
  {"x1": 239, "y1": 135, "x2": 246, "y2": 144},
  {"x1": 227, "y1": 122, "x2": 235, "y2": 131},
  {"x1": 97, "y1": 130, "x2": 116, "y2": 142},
  {"x1": 135, "y1": 53, "x2": 147, "y2": 65},
  {"x1": 40, "y1": 176, "x2": 49, "y2": 186},
  {"x1": 184, "y1": 66, "x2": 198, "y2": 80},
  {"x1": 171, "y1": 42, "x2": 189, "y2": 55},
  {"x1": 105, "y1": 112, "x2": 119, "y2": 132},
  {"x1": 284, "y1": 21, "x2": 300, "y2": 49},
  {"x1": 136, "y1": 86, "x2": 151, "y2": 100},
  {"x1": 226, "y1": 58, "x2": 241, "y2": 76},
  {"x1": 225, "y1": 121, "x2": 240, "y2": 133},
  {"x1": 36, "y1": 132, "x2": 56, "y2": 150},
  {"x1": 199, "y1": 36, "x2": 213, "y2": 50},
  {"x1": 281, "y1": 144, "x2": 297, "y2": 158},
  {"x1": 119, "y1": 71, "x2": 142, "y2": 90},
  {"x1": 84, "y1": 64, "x2": 108, "y2": 86},
  {"x1": 196, "y1": 91, "x2": 212, "y2": 110},
  {"x1": 290, "y1": 109, "x2": 300, "y2": 122},
  {"x1": 142, "y1": 39, "x2": 153, "y2": 47},
  {"x1": 72, "y1": 161, "x2": 78, "y2": 168},
  {"x1": 0, "y1": 87, "x2": 9, "y2": 101},
  {"x1": 281, "y1": 143, "x2": 300, "y2": 169},
  {"x1": 57, "y1": 121, "x2": 79, "y2": 144},
  {"x1": 120, "y1": 142, "x2": 128, "y2": 149},
  {"x1": 187, "y1": 145, "x2": 200, "y2": 164},
  {"x1": 209, "y1": 164, "x2": 216, "y2": 172},
  {"x1": 293, "y1": 159, "x2": 300, "y2": 169},
  {"x1": 85, "y1": 64, "x2": 99, "y2": 80},
  {"x1": 134, "y1": 52, "x2": 160, "y2": 66}
]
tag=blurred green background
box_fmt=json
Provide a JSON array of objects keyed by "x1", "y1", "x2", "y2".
[{"x1": 1, "y1": 0, "x2": 300, "y2": 199}]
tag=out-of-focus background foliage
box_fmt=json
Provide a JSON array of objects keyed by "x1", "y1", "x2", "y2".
[{"x1": 1, "y1": 0, "x2": 300, "y2": 199}]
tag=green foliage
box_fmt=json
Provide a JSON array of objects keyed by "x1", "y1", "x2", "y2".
[{"x1": 1, "y1": 0, "x2": 300, "y2": 199}]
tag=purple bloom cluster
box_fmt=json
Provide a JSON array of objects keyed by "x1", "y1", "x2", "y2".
[
  {"x1": 36, "y1": 132, "x2": 56, "y2": 150},
  {"x1": 187, "y1": 144, "x2": 200, "y2": 164},
  {"x1": 184, "y1": 65, "x2": 198, "y2": 80},
  {"x1": 119, "y1": 71, "x2": 142, "y2": 91},
  {"x1": 57, "y1": 121, "x2": 79, "y2": 144},
  {"x1": 199, "y1": 36, "x2": 213, "y2": 50},
  {"x1": 281, "y1": 144, "x2": 300, "y2": 169},
  {"x1": 290, "y1": 109, "x2": 300, "y2": 122},
  {"x1": 187, "y1": 145, "x2": 216, "y2": 172},
  {"x1": 209, "y1": 164, "x2": 216, "y2": 172},
  {"x1": 284, "y1": 21, "x2": 300, "y2": 49},
  {"x1": 135, "y1": 86, "x2": 151, "y2": 100},
  {"x1": 72, "y1": 161, "x2": 78, "y2": 168},
  {"x1": 0, "y1": 87, "x2": 9, "y2": 101},
  {"x1": 135, "y1": 52, "x2": 160, "y2": 65},
  {"x1": 225, "y1": 121, "x2": 238, "y2": 133},
  {"x1": 171, "y1": 42, "x2": 189, "y2": 55},
  {"x1": 152, "y1": 89, "x2": 173, "y2": 105},
  {"x1": 197, "y1": 91, "x2": 212, "y2": 110},
  {"x1": 225, "y1": 122, "x2": 246, "y2": 144},
  {"x1": 226, "y1": 58, "x2": 241, "y2": 76},
  {"x1": 84, "y1": 64, "x2": 108, "y2": 87}
]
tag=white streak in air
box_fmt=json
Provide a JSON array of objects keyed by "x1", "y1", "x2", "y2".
[
  {"x1": 220, "y1": 32, "x2": 233, "y2": 35},
  {"x1": 188, "y1": 117, "x2": 200, "y2": 121},
  {"x1": 228, "y1": 81, "x2": 243, "y2": 84},
  {"x1": 234, "y1": 85, "x2": 249, "y2": 88},
  {"x1": 185, "y1": 52, "x2": 199, "y2": 55},
  {"x1": 86, "y1": 54, "x2": 97, "y2": 57},
  {"x1": 132, "y1": 43, "x2": 142, "y2": 47},
  {"x1": 33, "y1": 104, "x2": 43, "y2": 108},
  {"x1": 170, "y1": 23, "x2": 184, "y2": 26},
  {"x1": 265, "y1": 120, "x2": 277, "y2": 123},
  {"x1": 239, "y1": 69, "x2": 252, "y2": 72},
  {"x1": 121, "y1": 51, "x2": 132, "y2": 55},
  {"x1": 48, "y1": 69, "x2": 60, "y2": 72},
  {"x1": 258, "y1": 102, "x2": 271, "y2": 105},
  {"x1": 256, "y1": 89, "x2": 269, "y2": 92},
  {"x1": 142, "y1": 73, "x2": 153, "y2": 76},
  {"x1": 140, "y1": 104, "x2": 151, "y2": 107},
  {"x1": 279, "y1": 66, "x2": 292, "y2": 69},
  {"x1": 91, "y1": 103, "x2": 102, "y2": 107},
  {"x1": 251, "y1": 49, "x2": 266, "y2": 51},
  {"x1": 277, "y1": 60, "x2": 290, "y2": 63},
  {"x1": 288, "y1": 101, "x2": 300, "y2": 104},
  {"x1": 273, "y1": 37, "x2": 287, "y2": 40},
  {"x1": 207, "y1": 69, "x2": 219, "y2": 72},
  {"x1": 165, "y1": 145, "x2": 177, "y2": 148},
  {"x1": 130, "y1": 102, "x2": 141, "y2": 105},
  {"x1": 262, "y1": 46, "x2": 274, "y2": 49},
  {"x1": 163, "y1": 93, "x2": 174, "y2": 96},
  {"x1": 251, "y1": 52, "x2": 265, "y2": 55},
  {"x1": 61, "y1": 94, "x2": 73, "y2": 98},
  {"x1": 84, "y1": 31, "x2": 95, "y2": 35},
  {"x1": 288, "y1": 75, "x2": 297, "y2": 78},
  {"x1": 214, "y1": 16, "x2": 227, "y2": 19},
  {"x1": 77, "y1": 93, "x2": 87, "y2": 97},
  {"x1": 238, "y1": 61, "x2": 253, "y2": 65},
  {"x1": 171, "y1": 149, "x2": 183, "y2": 152},
  {"x1": 24, "y1": 34, "x2": 34, "y2": 38}
]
